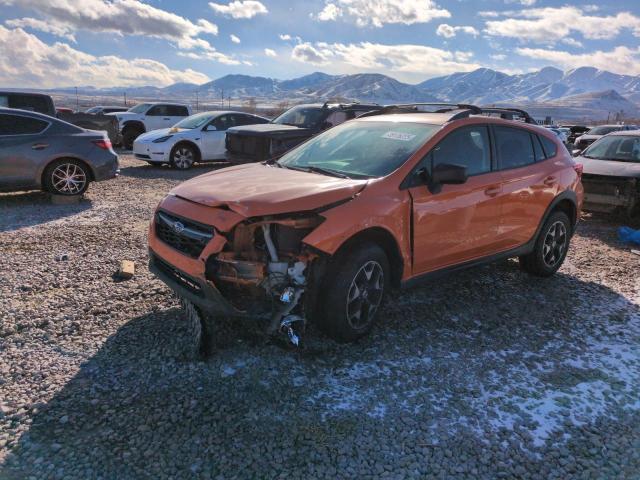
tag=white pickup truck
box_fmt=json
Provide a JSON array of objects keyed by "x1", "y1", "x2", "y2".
[{"x1": 107, "y1": 102, "x2": 192, "y2": 149}]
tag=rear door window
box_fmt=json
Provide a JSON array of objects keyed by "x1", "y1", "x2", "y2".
[
  {"x1": 429, "y1": 126, "x2": 492, "y2": 176},
  {"x1": 166, "y1": 105, "x2": 189, "y2": 116},
  {"x1": 0, "y1": 114, "x2": 49, "y2": 135},
  {"x1": 494, "y1": 126, "x2": 536, "y2": 170}
]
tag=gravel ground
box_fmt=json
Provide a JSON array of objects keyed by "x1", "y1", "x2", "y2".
[{"x1": 1, "y1": 153, "x2": 640, "y2": 479}]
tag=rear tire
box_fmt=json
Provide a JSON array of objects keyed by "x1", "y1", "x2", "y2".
[
  {"x1": 317, "y1": 242, "x2": 390, "y2": 342},
  {"x1": 43, "y1": 158, "x2": 90, "y2": 196},
  {"x1": 519, "y1": 211, "x2": 571, "y2": 277}
]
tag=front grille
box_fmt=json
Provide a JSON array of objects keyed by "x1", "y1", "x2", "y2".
[
  {"x1": 577, "y1": 139, "x2": 595, "y2": 150},
  {"x1": 155, "y1": 211, "x2": 213, "y2": 258},
  {"x1": 152, "y1": 254, "x2": 202, "y2": 296},
  {"x1": 226, "y1": 134, "x2": 270, "y2": 160},
  {"x1": 582, "y1": 174, "x2": 636, "y2": 196}
]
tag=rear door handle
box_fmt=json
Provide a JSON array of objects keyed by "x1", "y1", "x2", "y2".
[
  {"x1": 163, "y1": 117, "x2": 171, "y2": 120},
  {"x1": 31, "y1": 143, "x2": 48, "y2": 150},
  {"x1": 543, "y1": 176, "x2": 557, "y2": 186},
  {"x1": 484, "y1": 186, "x2": 501, "y2": 197}
]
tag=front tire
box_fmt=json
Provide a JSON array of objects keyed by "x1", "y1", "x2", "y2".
[
  {"x1": 43, "y1": 159, "x2": 90, "y2": 196},
  {"x1": 170, "y1": 144, "x2": 196, "y2": 170},
  {"x1": 519, "y1": 211, "x2": 571, "y2": 277},
  {"x1": 318, "y1": 242, "x2": 390, "y2": 342},
  {"x1": 122, "y1": 128, "x2": 143, "y2": 150}
]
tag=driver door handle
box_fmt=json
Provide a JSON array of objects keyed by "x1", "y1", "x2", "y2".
[
  {"x1": 543, "y1": 176, "x2": 557, "y2": 186},
  {"x1": 484, "y1": 185, "x2": 501, "y2": 197},
  {"x1": 31, "y1": 143, "x2": 48, "y2": 150},
  {"x1": 163, "y1": 117, "x2": 171, "y2": 120}
]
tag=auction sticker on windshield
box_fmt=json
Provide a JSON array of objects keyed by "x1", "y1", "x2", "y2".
[{"x1": 382, "y1": 131, "x2": 417, "y2": 141}]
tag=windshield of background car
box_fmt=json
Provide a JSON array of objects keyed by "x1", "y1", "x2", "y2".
[
  {"x1": 273, "y1": 106, "x2": 325, "y2": 128},
  {"x1": 128, "y1": 103, "x2": 151, "y2": 114},
  {"x1": 85, "y1": 107, "x2": 100, "y2": 114},
  {"x1": 174, "y1": 113, "x2": 213, "y2": 129},
  {"x1": 588, "y1": 126, "x2": 621, "y2": 135},
  {"x1": 277, "y1": 121, "x2": 440, "y2": 178},
  {"x1": 583, "y1": 135, "x2": 640, "y2": 162}
]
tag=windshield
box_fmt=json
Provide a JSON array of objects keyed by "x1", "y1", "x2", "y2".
[
  {"x1": 273, "y1": 106, "x2": 325, "y2": 128},
  {"x1": 174, "y1": 113, "x2": 213, "y2": 129},
  {"x1": 277, "y1": 120, "x2": 440, "y2": 178},
  {"x1": 128, "y1": 103, "x2": 151, "y2": 114},
  {"x1": 587, "y1": 126, "x2": 622, "y2": 135},
  {"x1": 85, "y1": 107, "x2": 100, "y2": 114},
  {"x1": 583, "y1": 135, "x2": 640, "y2": 162}
]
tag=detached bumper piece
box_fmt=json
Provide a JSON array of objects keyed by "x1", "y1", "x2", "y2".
[{"x1": 149, "y1": 251, "x2": 240, "y2": 315}]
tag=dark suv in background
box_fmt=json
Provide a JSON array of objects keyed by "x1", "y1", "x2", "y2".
[{"x1": 224, "y1": 102, "x2": 382, "y2": 163}]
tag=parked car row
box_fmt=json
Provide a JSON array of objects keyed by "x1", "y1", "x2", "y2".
[{"x1": 3, "y1": 97, "x2": 639, "y2": 350}]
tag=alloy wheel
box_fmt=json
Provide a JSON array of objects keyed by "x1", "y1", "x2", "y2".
[
  {"x1": 173, "y1": 148, "x2": 194, "y2": 169},
  {"x1": 346, "y1": 260, "x2": 384, "y2": 329},
  {"x1": 542, "y1": 221, "x2": 567, "y2": 268},
  {"x1": 51, "y1": 163, "x2": 87, "y2": 195}
]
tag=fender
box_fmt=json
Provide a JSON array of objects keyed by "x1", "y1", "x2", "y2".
[{"x1": 122, "y1": 120, "x2": 145, "y2": 134}]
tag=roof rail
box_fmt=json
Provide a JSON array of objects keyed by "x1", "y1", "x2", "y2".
[
  {"x1": 474, "y1": 107, "x2": 537, "y2": 124},
  {"x1": 358, "y1": 102, "x2": 481, "y2": 118}
]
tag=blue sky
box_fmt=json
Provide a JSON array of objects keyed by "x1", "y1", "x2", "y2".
[{"x1": 0, "y1": 0, "x2": 639, "y2": 88}]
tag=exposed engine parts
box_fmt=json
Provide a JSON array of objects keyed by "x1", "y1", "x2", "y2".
[{"x1": 204, "y1": 219, "x2": 321, "y2": 347}]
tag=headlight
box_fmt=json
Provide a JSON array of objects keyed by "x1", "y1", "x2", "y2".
[{"x1": 152, "y1": 135, "x2": 173, "y2": 143}]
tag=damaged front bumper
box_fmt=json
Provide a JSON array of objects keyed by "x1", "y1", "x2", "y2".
[
  {"x1": 148, "y1": 201, "x2": 325, "y2": 344},
  {"x1": 149, "y1": 250, "x2": 242, "y2": 315},
  {"x1": 582, "y1": 174, "x2": 639, "y2": 214}
]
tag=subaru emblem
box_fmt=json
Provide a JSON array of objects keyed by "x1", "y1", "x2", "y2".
[{"x1": 173, "y1": 221, "x2": 185, "y2": 233}]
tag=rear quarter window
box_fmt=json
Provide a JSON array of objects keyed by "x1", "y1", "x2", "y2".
[{"x1": 539, "y1": 135, "x2": 558, "y2": 158}]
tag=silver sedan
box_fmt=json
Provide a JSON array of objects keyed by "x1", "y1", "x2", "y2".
[{"x1": 0, "y1": 108, "x2": 119, "y2": 196}]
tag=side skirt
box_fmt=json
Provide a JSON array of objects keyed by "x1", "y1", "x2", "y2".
[{"x1": 400, "y1": 241, "x2": 534, "y2": 290}]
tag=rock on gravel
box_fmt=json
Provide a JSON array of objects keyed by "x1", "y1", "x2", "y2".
[{"x1": 1, "y1": 154, "x2": 639, "y2": 479}]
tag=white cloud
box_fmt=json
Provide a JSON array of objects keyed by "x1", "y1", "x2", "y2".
[
  {"x1": 5, "y1": 17, "x2": 76, "y2": 42},
  {"x1": 279, "y1": 33, "x2": 291, "y2": 41},
  {"x1": 292, "y1": 42, "x2": 332, "y2": 65},
  {"x1": 561, "y1": 37, "x2": 583, "y2": 48},
  {"x1": 292, "y1": 40, "x2": 480, "y2": 79},
  {"x1": 230, "y1": 34, "x2": 241, "y2": 43},
  {"x1": 0, "y1": 26, "x2": 210, "y2": 88},
  {"x1": 485, "y1": 6, "x2": 640, "y2": 44},
  {"x1": 516, "y1": 45, "x2": 640, "y2": 75},
  {"x1": 315, "y1": 0, "x2": 450, "y2": 28},
  {"x1": 177, "y1": 50, "x2": 243, "y2": 65},
  {"x1": 490, "y1": 53, "x2": 507, "y2": 60},
  {"x1": 0, "y1": 0, "x2": 219, "y2": 53},
  {"x1": 264, "y1": 48, "x2": 277, "y2": 57},
  {"x1": 318, "y1": 3, "x2": 342, "y2": 22},
  {"x1": 436, "y1": 24, "x2": 479, "y2": 38},
  {"x1": 209, "y1": 1, "x2": 268, "y2": 19}
]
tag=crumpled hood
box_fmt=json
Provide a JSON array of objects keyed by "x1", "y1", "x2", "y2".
[
  {"x1": 576, "y1": 134, "x2": 601, "y2": 143},
  {"x1": 580, "y1": 156, "x2": 640, "y2": 178},
  {"x1": 169, "y1": 163, "x2": 368, "y2": 217}
]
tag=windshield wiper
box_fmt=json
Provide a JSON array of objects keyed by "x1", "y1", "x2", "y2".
[{"x1": 305, "y1": 166, "x2": 351, "y2": 179}]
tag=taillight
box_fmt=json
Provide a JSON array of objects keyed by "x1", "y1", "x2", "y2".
[
  {"x1": 92, "y1": 139, "x2": 112, "y2": 150},
  {"x1": 573, "y1": 163, "x2": 583, "y2": 178}
]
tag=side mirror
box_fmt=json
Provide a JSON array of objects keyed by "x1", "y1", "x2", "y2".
[
  {"x1": 203, "y1": 124, "x2": 217, "y2": 132},
  {"x1": 431, "y1": 163, "x2": 468, "y2": 185},
  {"x1": 571, "y1": 149, "x2": 582, "y2": 157},
  {"x1": 321, "y1": 121, "x2": 333, "y2": 130}
]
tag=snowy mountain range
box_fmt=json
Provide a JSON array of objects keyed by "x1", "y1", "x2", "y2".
[{"x1": 33, "y1": 66, "x2": 640, "y2": 120}]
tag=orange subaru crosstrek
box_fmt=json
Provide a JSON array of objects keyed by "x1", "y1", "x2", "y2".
[{"x1": 148, "y1": 104, "x2": 583, "y2": 351}]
